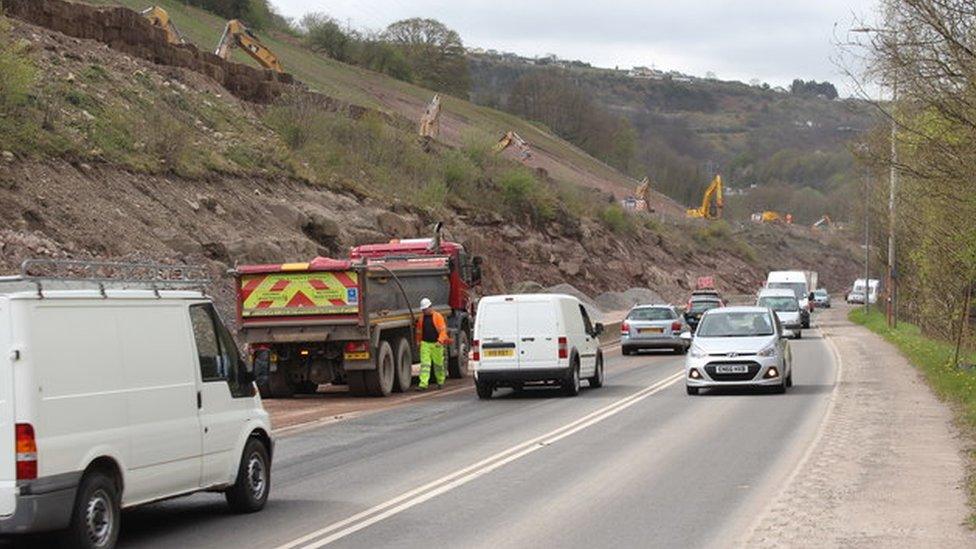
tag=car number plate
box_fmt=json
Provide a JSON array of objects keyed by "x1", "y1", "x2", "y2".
[
  {"x1": 639, "y1": 327, "x2": 664, "y2": 334},
  {"x1": 483, "y1": 348, "x2": 514, "y2": 358},
  {"x1": 716, "y1": 364, "x2": 749, "y2": 374}
]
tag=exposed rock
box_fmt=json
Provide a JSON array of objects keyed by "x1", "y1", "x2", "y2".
[
  {"x1": 302, "y1": 213, "x2": 340, "y2": 249},
  {"x1": 510, "y1": 280, "x2": 545, "y2": 294},
  {"x1": 375, "y1": 211, "x2": 416, "y2": 238},
  {"x1": 559, "y1": 260, "x2": 581, "y2": 277},
  {"x1": 1, "y1": 151, "x2": 14, "y2": 163}
]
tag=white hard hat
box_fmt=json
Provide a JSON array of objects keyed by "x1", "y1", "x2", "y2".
[{"x1": 420, "y1": 298, "x2": 432, "y2": 310}]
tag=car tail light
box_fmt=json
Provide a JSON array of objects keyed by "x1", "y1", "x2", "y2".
[
  {"x1": 15, "y1": 423, "x2": 37, "y2": 480},
  {"x1": 472, "y1": 340, "x2": 480, "y2": 361},
  {"x1": 671, "y1": 321, "x2": 682, "y2": 331},
  {"x1": 557, "y1": 337, "x2": 568, "y2": 359},
  {"x1": 621, "y1": 321, "x2": 630, "y2": 334}
]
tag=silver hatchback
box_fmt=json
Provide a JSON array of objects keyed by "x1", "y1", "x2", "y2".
[
  {"x1": 685, "y1": 306, "x2": 793, "y2": 394},
  {"x1": 621, "y1": 305, "x2": 690, "y2": 355}
]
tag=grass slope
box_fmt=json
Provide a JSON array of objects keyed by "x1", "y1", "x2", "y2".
[{"x1": 85, "y1": 0, "x2": 635, "y2": 194}]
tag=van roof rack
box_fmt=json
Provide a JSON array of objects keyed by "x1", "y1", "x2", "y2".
[{"x1": 0, "y1": 259, "x2": 211, "y2": 298}]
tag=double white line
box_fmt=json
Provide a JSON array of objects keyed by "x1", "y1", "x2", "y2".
[{"x1": 275, "y1": 370, "x2": 685, "y2": 548}]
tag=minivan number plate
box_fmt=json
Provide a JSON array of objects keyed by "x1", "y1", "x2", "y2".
[
  {"x1": 483, "y1": 349, "x2": 514, "y2": 358},
  {"x1": 716, "y1": 364, "x2": 749, "y2": 374}
]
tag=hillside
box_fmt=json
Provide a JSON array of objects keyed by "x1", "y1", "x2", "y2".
[
  {"x1": 469, "y1": 56, "x2": 877, "y2": 222},
  {"x1": 0, "y1": 0, "x2": 862, "y2": 314}
]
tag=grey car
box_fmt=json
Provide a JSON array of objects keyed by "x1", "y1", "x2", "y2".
[
  {"x1": 757, "y1": 289, "x2": 803, "y2": 339},
  {"x1": 685, "y1": 306, "x2": 793, "y2": 394},
  {"x1": 813, "y1": 288, "x2": 831, "y2": 308},
  {"x1": 621, "y1": 305, "x2": 690, "y2": 355}
]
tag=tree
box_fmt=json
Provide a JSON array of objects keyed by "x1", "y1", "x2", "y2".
[
  {"x1": 789, "y1": 79, "x2": 838, "y2": 100},
  {"x1": 301, "y1": 13, "x2": 352, "y2": 62},
  {"x1": 383, "y1": 18, "x2": 470, "y2": 97}
]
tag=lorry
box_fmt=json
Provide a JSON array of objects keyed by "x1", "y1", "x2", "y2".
[
  {"x1": 849, "y1": 278, "x2": 881, "y2": 304},
  {"x1": 234, "y1": 228, "x2": 483, "y2": 398},
  {"x1": 765, "y1": 270, "x2": 818, "y2": 328}
]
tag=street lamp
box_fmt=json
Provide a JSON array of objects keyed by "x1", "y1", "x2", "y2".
[{"x1": 851, "y1": 24, "x2": 899, "y2": 327}]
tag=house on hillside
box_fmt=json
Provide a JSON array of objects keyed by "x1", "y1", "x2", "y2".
[{"x1": 629, "y1": 66, "x2": 666, "y2": 80}]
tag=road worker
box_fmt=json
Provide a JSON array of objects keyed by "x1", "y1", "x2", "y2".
[{"x1": 415, "y1": 297, "x2": 450, "y2": 390}]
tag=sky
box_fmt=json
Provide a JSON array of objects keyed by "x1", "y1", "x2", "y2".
[{"x1": 270, "y1": 0, "x2": 879, "y2": 93}]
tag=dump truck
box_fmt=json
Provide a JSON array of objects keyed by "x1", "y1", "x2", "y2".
[{"x1": 234, "y1": 232, "x2": 482, "y2": 398}]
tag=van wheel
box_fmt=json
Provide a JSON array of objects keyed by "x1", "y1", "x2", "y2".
[
  {"x1": 476, "y1": 381, "x2": 493, "y2": 400},
  {"x1": 393, "y1": 338, "x2": 413, "y2": 393},
  {"x1": 347, "y1": 371, "x2": 367, "y2": 396},
  {"x1": 63, "y1": 469, "x2": 120, "y2": 549},
  {"x1": 226, "y1": 438, "x2": 270, "y2": 513},
  {"x1": 563, "y1": 360, "x2": 581, "y2": 397},
  {"x1": 589, "y1": 352, "x2": 605, "y2": 388},
  {"x1": 448, "y1": 329, "x2": 470, "y2": 379},
  {"x1": 364, "y1": 341, "x2": 395, "y2": 397}
]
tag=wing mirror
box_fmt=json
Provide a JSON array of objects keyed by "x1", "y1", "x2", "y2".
[
  {"x1": 680, "y1": 331, "x2": 693, "y2": 341},
  {"x1": 593, "y1": 322, "x2": 605, "y2": 336},
  {"x1": 471, "y1": 256, "x2": 484, "y2": 285},
  {"x1": 781, "y1": 329, "x2": 795, "y2": 339}
]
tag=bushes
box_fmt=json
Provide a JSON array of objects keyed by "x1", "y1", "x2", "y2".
[
  {"x1": 598, "y1": 204, "x2": 634, "y2": 233},
  {"x1": 0, "y1": 18, "x2": 35, "y2": 114},
  {"x1": 498, "y1": 168, "x2": 554, "y2": 223}
]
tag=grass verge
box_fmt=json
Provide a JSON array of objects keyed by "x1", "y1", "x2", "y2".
[{"x1": 849, "y1": 307, "x2": 976, "y2": 526}]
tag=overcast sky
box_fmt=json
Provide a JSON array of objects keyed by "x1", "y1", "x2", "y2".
[{"x1": 271, "y1": 1, "x2": 879, "y2": 92}]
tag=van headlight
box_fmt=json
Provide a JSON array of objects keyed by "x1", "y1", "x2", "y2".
[
  {"x1": 689, "y1": 345, "x2": 707, "y2": 358},
  {"x1": 757, "y1": 344, "x2": 776, "y2": 357}
]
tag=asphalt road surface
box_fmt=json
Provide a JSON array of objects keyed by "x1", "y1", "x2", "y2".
[{"x1": 14, "y1": 326, "x2": 838, "y2": 548}]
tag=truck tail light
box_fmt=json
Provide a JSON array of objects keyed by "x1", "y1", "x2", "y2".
[
  {"x1": 558, "y1": 337, "x2": 568, "y2": 359},
  {"x1": 621, "y1": 321, "x2": 630, "y2": 334},
  {"x1": 472, "y1": 340, "x2": 480, "y2": 361},
  {"x1": 15, "y1": 423, "x2": 37, "y2": 480},
  {"x1": 344, "y1": 342, "x2": 367, "y2": 353},
  {"x1": 343, "y1": 341, "x2": 370, "y2": 360},
  {"x1": 671, "y1": 321, "x2": 682, "y2": 332}
]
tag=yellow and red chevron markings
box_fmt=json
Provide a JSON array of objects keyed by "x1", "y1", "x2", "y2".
[{"x1": 240, "y1": 270, "x2": 359, "y2": 317}]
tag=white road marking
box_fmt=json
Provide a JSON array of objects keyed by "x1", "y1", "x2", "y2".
[{"x1": 275, "y1": 370, "x2": 685, "y2": 549}]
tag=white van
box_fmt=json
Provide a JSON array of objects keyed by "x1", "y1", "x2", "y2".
[
  {"x1": 0, "y1": 267, "x2": 272, "y2": 549},
  {"x1": 471, "y1": 294, "x2": 605, "y2": 399}
]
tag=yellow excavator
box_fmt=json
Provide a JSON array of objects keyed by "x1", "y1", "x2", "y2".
[
  {"x1": 493, "y1": 131, "x2": 531, "y2": 160},
  {"x1": 686, "y1": 175, "x2": 724, "y2": 219},
  {"x1": 141, "y1": 6, "x2": 185, "y2": 45},
  {"x1": 418, "y1": 94, "x2": 442, "y2": 140},
  {"x1": 812, "y1": 215, "x2": 832, "y2": 229},
  {"x1": 214, "y1": 19, "x2": 284, "y2": 73},
  {"x1": 633, "y1": 177, "x2": 651, "y2": 212}
]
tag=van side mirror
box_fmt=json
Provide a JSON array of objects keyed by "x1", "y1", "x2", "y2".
[
  {"x1": 680, "y1": 331, "x2": 693, "y2": 341},
  {"x1": 593, "y1": 322, "x2": 605, "y2": 336},
  {"x1": 808, "y1": 292, "x2": 815, "y2": 301}
]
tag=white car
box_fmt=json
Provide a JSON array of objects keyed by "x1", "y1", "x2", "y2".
[
  {"x1": 472, "y1": 294, "x2": 605, "y2": 399},
  {"x1": 684, "y1": 306, "x2": 793, "y2": 395},
  {"x1": 756, "y1": 288, "x2": 803, "y2": 339},
  {"x1": 0, "y1": 273, "x2": 272, "y2": 549}
]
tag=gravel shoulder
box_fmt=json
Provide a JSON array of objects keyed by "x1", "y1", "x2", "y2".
[{"x1": 743, "y1": 305, "x2": 976, "y2": 547}]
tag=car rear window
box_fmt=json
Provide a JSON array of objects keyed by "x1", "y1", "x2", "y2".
[
  {"x1": 759, "y1": 296, "x2": 799, "y2": 311},
  {"x1": 628, "y1": 307, "x2": 674, "y2": 321},
  {"x1": 689, "y1": 300, "x2": 720, "y2": 313}
]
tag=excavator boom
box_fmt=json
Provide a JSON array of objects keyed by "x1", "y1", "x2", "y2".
[
  {"x1": 419, "y1": 94, "x2": 442, "y2": 139},
  {"x1": 141, "y1": 6, "x2": 185, "y2": 45},
  {"x1": 686, "y1": 175, "x2": 724, "y2": 219},
  {"x1": 214, "y1": 19, "x2": 284, "y2": 73}
]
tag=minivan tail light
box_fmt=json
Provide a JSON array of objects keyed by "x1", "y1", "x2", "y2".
[
  {"x1": 557, "y1": 337, "x2": 568, "y2": 359},
  {"x1": 671, "y1": 321, "x2": 682, "y2": 331},
  {"x1": 15, "y1": 423, "x2": 37, "y2": 480},
  {"x1": 472, "y1": 340, "x2": 480, "y2": 361}
]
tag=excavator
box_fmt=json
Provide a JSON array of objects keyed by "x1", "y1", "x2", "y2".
[
  {"x1": 214, "y1": 20, "x2": 284, "y2": 73},
  {"x1": 631, "y1": 177, "x2": 652, "y2": 212},
  {"x1": 686, "y1": 175, "x2": 724, "y2": 219},
  {"x1": 812, "y1": 215, "x2": 832, "y2": 229},
  {"x1": 418, "y1": 94, "x2": 442, "y2": 140},
  {"x1": 493, "y1": 131, "x2": 531, "y2": 160},
  {"x1": 141, "y1": 6, "x2": 185, "y2": 45}
]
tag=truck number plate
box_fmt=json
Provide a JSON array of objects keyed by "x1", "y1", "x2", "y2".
[
  {"x1": 716, "y1": 364, "x2": 748, "y2": 374},
  {"x1": 483, "y1": 348, "x2": 514, "y2": 358},
  {"x1": 344, "y1": 352, "x2": 370, "y2": 361}
]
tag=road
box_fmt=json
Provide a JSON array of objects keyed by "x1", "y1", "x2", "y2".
[{"x1": 29, "y1": 325, "x2": 837, "y2": 548}]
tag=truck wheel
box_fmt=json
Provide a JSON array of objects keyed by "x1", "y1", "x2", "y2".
[
  {"x1": 63, "y1": 469, "x2": 121, "y2": 549},
  {"x1": 225, "y1": 438, "x2": 270, "y2": 513},
  {"x1": 393, "y1": 337, "x2": 413, "y2": 393},
  {"x1": 259, "y1": 369, "x2": 294, "y2": 399},
  {"x1": 448, "y1": 329, "x2": 470, "y2": 379},
  {"x1": 347, "y1": 371, "x2": 367, "y2": 396},
  {"x1": 364, "y1": 341, "x2": 395, "y2": 397}
]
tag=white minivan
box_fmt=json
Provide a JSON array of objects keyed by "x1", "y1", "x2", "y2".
[
  {"x1": 472, "y1": 294, "x2": 605, "y2": 399},
  {"x1": 0, "y1": 270, "x2": 272, "y2": 549}
]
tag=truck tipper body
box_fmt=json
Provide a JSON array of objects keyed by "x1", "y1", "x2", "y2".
[{"x1": 235, "y1": 237, "x2": 482, "y2": 397}]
